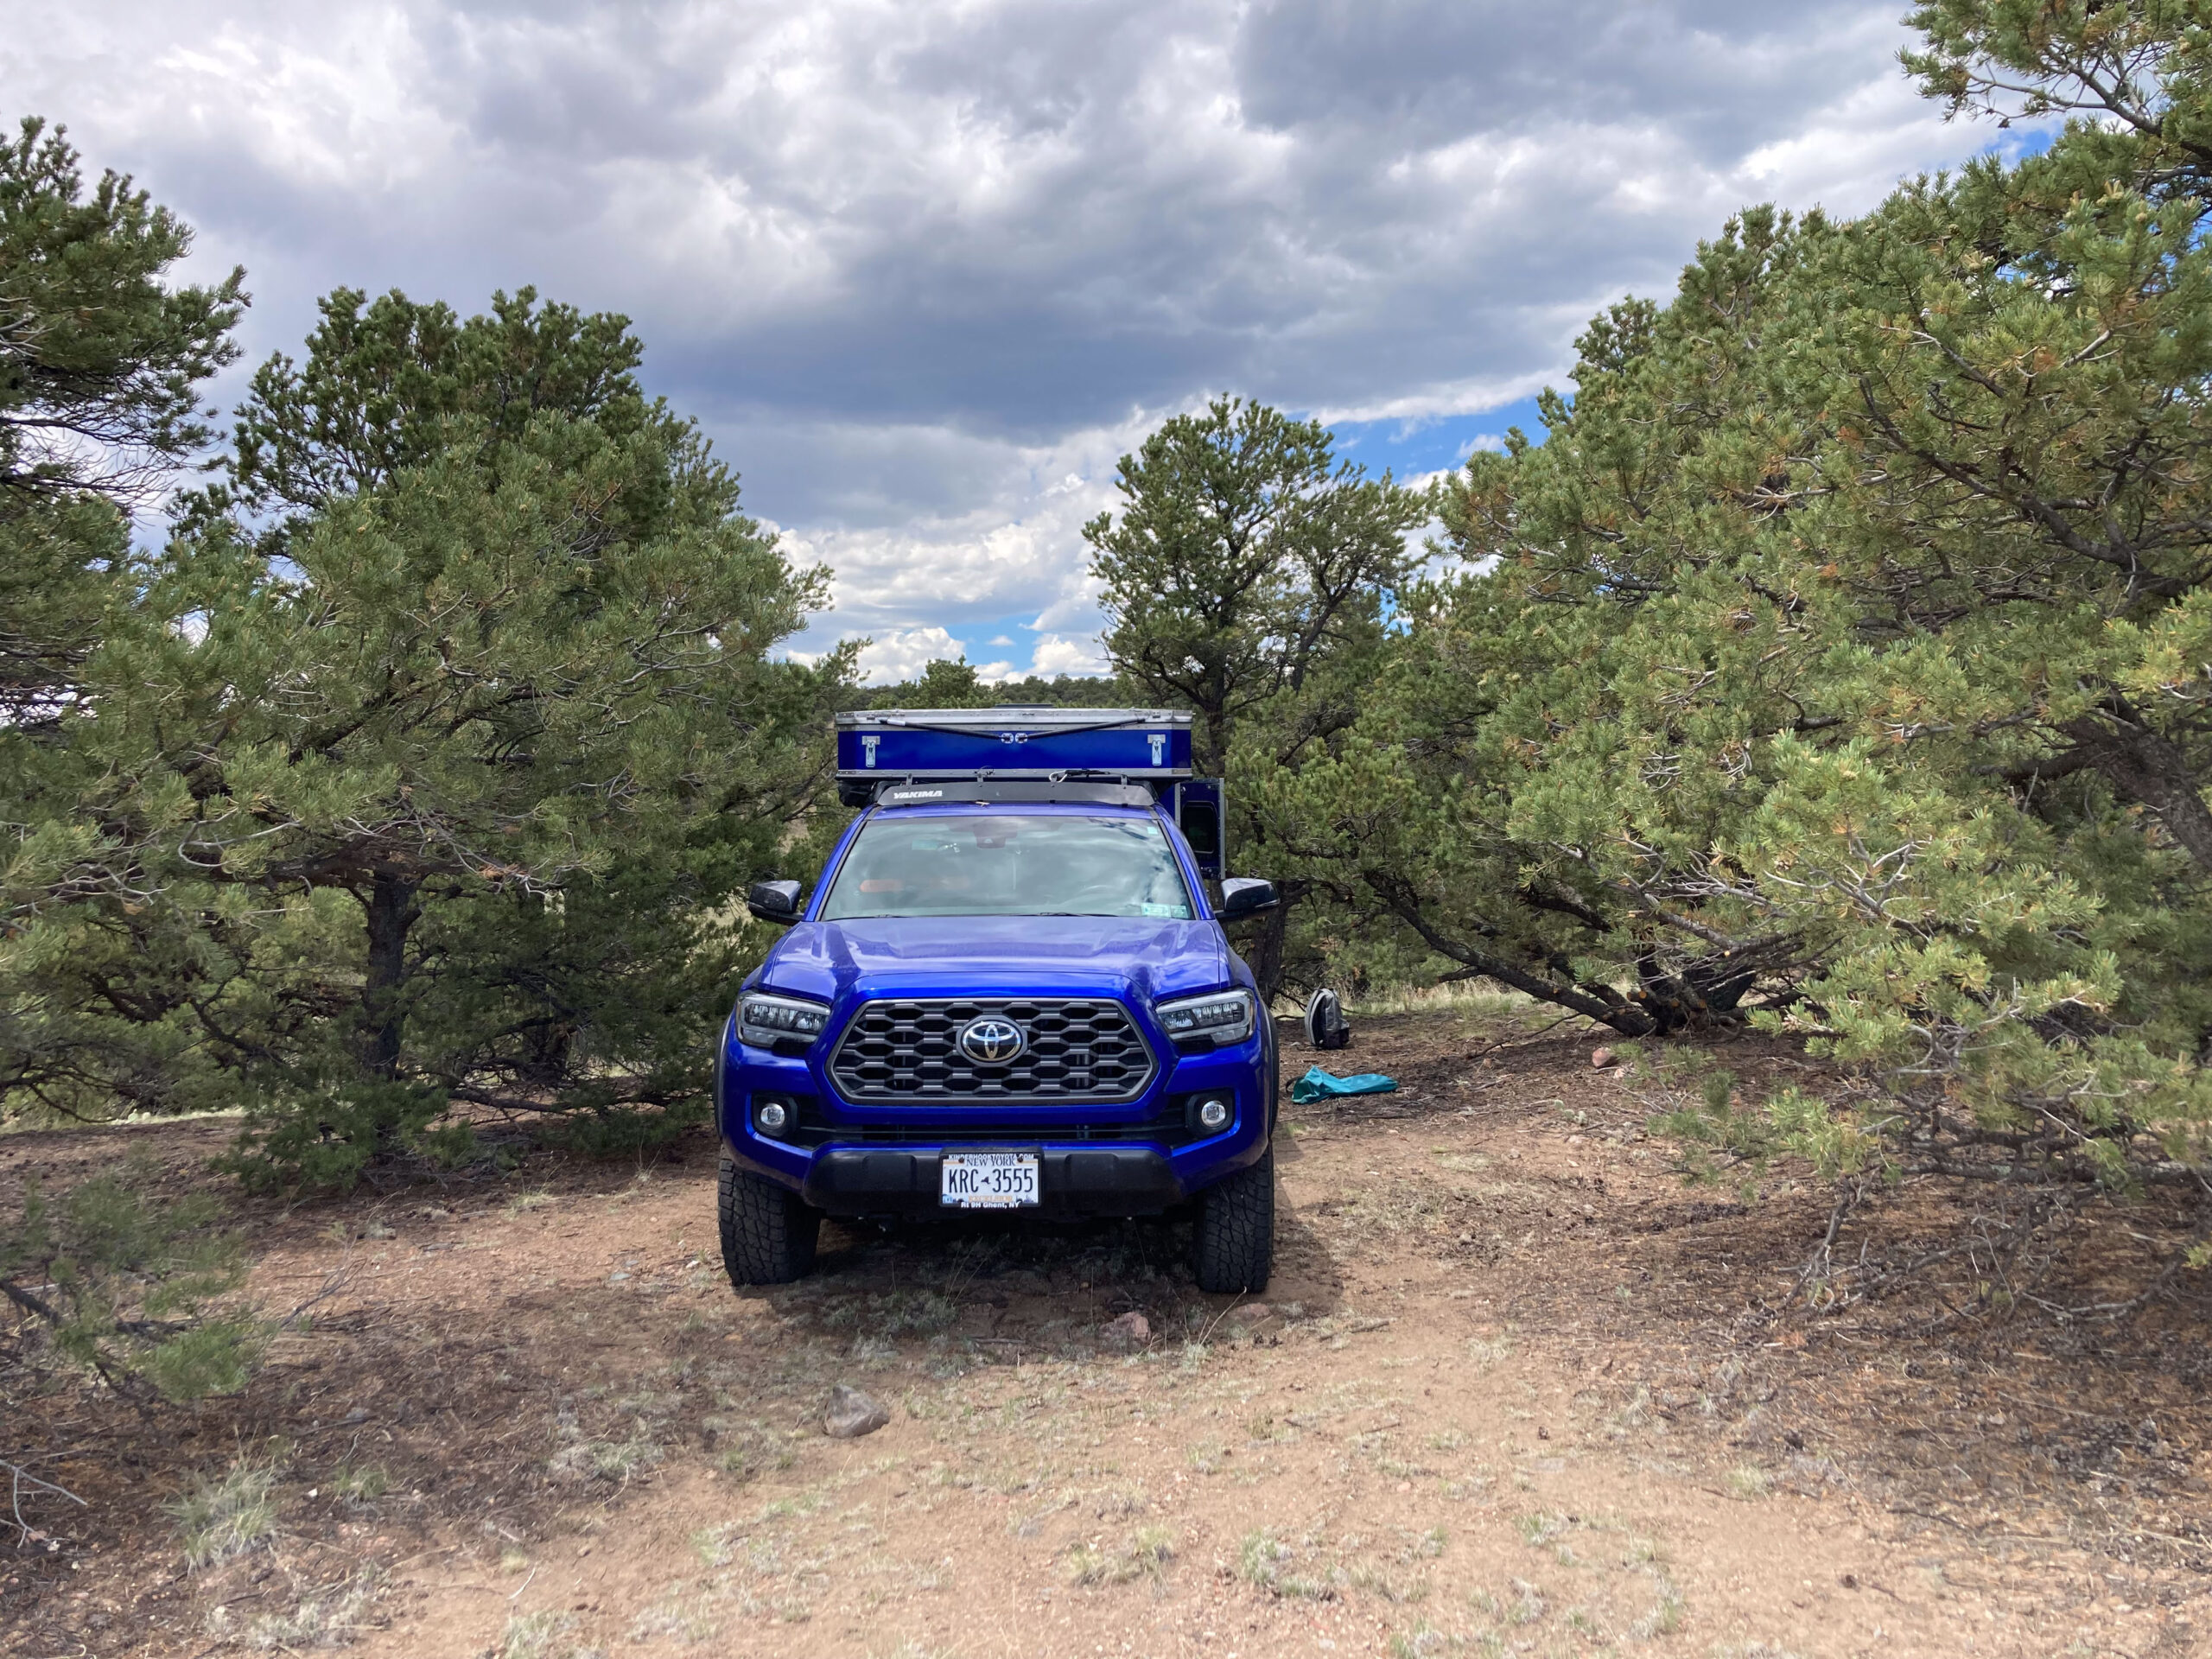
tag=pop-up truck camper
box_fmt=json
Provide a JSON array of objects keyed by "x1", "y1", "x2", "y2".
[{"x1": 715, "y1": 707, "x2": 1278, "y2": 1293}]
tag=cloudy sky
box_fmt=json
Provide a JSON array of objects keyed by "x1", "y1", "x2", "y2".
[{"x1": 11, "y1": 2, "x2": 2012, "y2": 680}]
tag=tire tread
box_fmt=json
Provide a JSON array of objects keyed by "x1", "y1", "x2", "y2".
[
  {"x1": 1192, "y1": 1148, "x2": 1274, "y2": 1294},
  {"x1": 718, "y1": 1155, "x2": 820, "y2": 1285}
]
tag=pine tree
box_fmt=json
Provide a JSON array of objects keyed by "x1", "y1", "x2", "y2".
[
  {"x1": 0, "y1": 117, "x2": 245, "y2": 1122},
  {"x1": 1084, "y1": 397, "x2": 1427, "y2": 996},
  {"x1": 1273, "y1": 3, "x2": 2212, "y2": 1212},
  {"x1": 5, "y1": 272, "x2": 841, "y2": 1181}
]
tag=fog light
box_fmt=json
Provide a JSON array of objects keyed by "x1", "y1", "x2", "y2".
[
  {"x1": 1197, "y1": 1096, "x2": 1231, "y2": 1132},
  {"x1": 756, "y1": 1099, "x2": 790, "y2": 1134}
]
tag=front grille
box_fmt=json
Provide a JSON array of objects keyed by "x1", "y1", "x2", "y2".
[{"x1": 829, "y1": 997, "x2": 1155, "y2": 1103}]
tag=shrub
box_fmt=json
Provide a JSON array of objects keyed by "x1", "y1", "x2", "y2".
[{"x1": 2, "y1": 1153, "x2": 264, "y2": 1400}]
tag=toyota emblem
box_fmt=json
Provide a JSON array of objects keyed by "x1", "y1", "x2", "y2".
[{"x1": 958, "y1": 1017, "x2": 1027, "y2": 1065}]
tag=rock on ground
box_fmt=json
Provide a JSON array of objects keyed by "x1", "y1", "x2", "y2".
[
  {"x1": 823, "y1": 1384, "x2": 890, "y2": 1439},
  {"x1": 1099, "y1": 1311, "x2": 1150, "y2": 1351}
]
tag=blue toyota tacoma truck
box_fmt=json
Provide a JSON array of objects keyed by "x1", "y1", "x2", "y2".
[{"x1": 715, "y1": 707, "x2": 1279, "y2": 1293}]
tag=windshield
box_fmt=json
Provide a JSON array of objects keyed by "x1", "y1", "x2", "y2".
[{"x1": 818, "y1": 813, "x2": 1195, "y2": 920}]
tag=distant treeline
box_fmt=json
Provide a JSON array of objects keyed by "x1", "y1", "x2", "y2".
[{"x1": 851, "y1": 664, "x2": 1128, "y2": 710}]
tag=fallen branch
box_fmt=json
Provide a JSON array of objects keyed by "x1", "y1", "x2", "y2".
[{"x1": 4, "y1": 1457, "x2": 88, "y2": 1544}]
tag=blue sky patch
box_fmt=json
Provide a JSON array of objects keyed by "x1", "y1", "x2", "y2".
[{"x1": 1325, "y1": 397, "x2": 1552, "y2": 484}]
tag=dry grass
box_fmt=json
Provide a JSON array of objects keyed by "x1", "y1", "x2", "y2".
[
  {"x1": 1065, "y1": 1526, "x2": 1175, "y2": 1587},
  {"x1": 168, "y1": 1456, "x2": 279, "y2": 1570},
  {"x1": 207, "y1": 1567, "x2": 381, "y2": 1650},
  {"x1": 1340, "y1": 983, "x2": 1546, "y2": 1020},
  {"x1": 496, "y1": 1610, "x2": 577, "y2": 1659}
]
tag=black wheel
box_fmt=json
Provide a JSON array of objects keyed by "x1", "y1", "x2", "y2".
[
  {"x1": 1192, "y1": 1148, "x2": 1274, "y2": 1294},
  {"x1": 719, "y1": 1154, "x2": 821, "y2": 1285}
]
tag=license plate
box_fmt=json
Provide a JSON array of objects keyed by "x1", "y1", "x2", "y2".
[{"x1": 940, "y1": 1152, "x2": 1039, "y2": 1209}]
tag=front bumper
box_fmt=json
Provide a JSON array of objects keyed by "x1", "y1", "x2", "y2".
[{"x1": 719, "y1": 1008, "x2": 1272, "y2": 1218}]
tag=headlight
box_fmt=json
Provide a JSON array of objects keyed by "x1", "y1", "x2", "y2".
[
  {"x1": 739, "y1": 993, "x2": 832, "y2": 1048},
  {"x1": 1155, "y1": 988, "x2": 1255, "y2": 1046}
]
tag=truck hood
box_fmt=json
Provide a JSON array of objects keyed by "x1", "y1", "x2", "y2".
[{"x1": 753, "y1": 916, "x2": 1233, "y2": 1007}]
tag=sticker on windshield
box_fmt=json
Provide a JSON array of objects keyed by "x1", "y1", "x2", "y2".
[{"x1": 1141, "y1": 902, "x2": 1191, "y2": 919}]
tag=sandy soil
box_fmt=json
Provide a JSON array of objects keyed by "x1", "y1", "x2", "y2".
[{"x1": 5, "y1": 1014, "x2": 2210, "y2": 1657}]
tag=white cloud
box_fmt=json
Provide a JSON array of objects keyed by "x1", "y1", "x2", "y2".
[
  {"x1": 797, "y1": 625, "x2": 1103, "y2": 688},
  {"x1": 847, "y1": 626, "x2": 963, "y2": 684},
  {"x1": 1030, "y1": 634, "x2": 1111, "y2": 678},
  {"x1": 4, "y1": 1, "x2": 2015, "y2": 672},
  {"x1": 764, "y1": 406, "x2": 1146, "y2": 661}
]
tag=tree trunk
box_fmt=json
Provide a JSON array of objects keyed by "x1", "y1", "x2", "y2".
[
  {"x1": 2083, "y1": 724, "x2": 2212, "y2": 875},
  {"x1": 2026, "y1": 714, "x2": 2212, "y2": 875},
  {"x1": 1363, "y1": 872, "x2": 1659, "y2": 1037},
  {"x1": 360, "y1": 868, "x2": 421, "y2": 1082},
  {"x1": 1200, "y1": 704, "x2": 1231, "y2": 783},
  {"x1": 1245, "y1": 886, "x2": 1295, "y2": 1007}
]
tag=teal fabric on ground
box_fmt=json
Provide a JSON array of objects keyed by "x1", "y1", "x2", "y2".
[{"x1": 1289, "y1": 1066, "x2": 1398, "y2": 1103}]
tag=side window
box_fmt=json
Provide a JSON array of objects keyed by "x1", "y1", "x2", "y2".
[
  {"x1": 1181, "y1": 800, "x2": 1220, "y2": 861},
  {"x1": 1177, "y1": 782, "x2": 1224, "y2": 881}
]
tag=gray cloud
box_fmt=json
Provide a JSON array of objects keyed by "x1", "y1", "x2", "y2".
[
  {"x1": 1236, "y1": 1, "x2": 1899, "y2": 149},
  {"x1": 10, "y1": 2, "x2": 1997, "y2": 676}
]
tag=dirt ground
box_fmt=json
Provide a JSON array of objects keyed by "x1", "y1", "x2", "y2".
[{"x1": 6, "y1": 1012, "x2": 2212, "y2": 1658}]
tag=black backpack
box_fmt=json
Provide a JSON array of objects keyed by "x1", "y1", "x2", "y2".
[{"x1": 1304, "y1": 988, "x2": 1351, "y2": 1051}]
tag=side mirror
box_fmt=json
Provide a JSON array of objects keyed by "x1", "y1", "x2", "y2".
[
  {"x1": 747, "y1": 879, "x2": 804, "y2": 925},
  {"x1": 1217, "y1": 876, "x2": 1278, "y2": 921}
]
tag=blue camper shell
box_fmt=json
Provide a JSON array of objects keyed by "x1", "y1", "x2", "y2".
[
  {"x1": 834, "y1": 705, "x2": 1194, "y2": 781},
  {"x1": 716, "y1": 709, "x2": 1274, "y2": 1274}
]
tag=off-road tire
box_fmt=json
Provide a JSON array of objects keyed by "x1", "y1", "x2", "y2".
[
  {"x1": 719, "y1": 1155, "x2": 821, "y2": 1285},
  {"x1": 1192, "y1": 1147, "x2": 1274, "y2": 1294}
]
